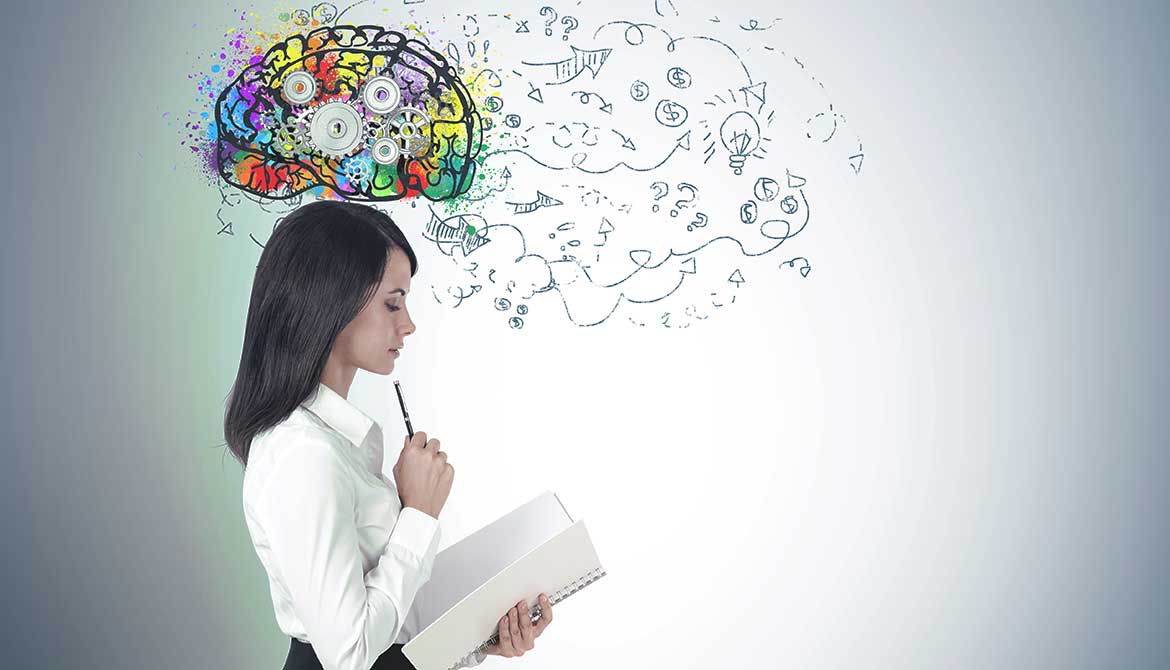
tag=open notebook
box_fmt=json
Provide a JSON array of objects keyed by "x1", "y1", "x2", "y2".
[{"x1": 401, "y1": 491, "x2": 606, "y2": 670}]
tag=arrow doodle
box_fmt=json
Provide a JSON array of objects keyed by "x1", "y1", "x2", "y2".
[
  {"x1": 611, "y1": 129, "x2": 636, "y2": 150},
  {"x1": 423, "y1": 210, "x2": 492, "y2": 255},
  {"x1": 523, "y1": 46, "x2": 613, "y2": 85},
  {"x1": 506, "y1": 191, "x2": 564, "y2": 214}
]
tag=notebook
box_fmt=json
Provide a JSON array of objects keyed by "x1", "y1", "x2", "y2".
[{"x1": 401, "y1": 491, "x2": 606, "y2": 670}]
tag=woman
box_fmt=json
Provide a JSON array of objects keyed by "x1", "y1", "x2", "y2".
[{"x1": 223, "y1": 201, "x2": 553, "y2": 670}]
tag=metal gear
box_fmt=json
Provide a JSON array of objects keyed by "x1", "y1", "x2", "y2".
[
  {"x1": 289, "y1": 107, "x2": 314, "y2": 133},
  {"x1": 361, "y1": 76, "x2": 402, "y2": 115},
  {"x1": 370, "y1": 137, "x2": 401, "y2": 165},
  {"x1": 282, "y1": 71, "x2": 317, "y2": 105},
  {"x1": 273, "y1": 119, "x2": 309, "y2": 157},
  {"x1": 385, "y1": 107, "x2": 433, "y2": 157},
  {"x1": 365, "y1": 116, "x2": 389, "y2": 141},
  {"x1": 339, "y1": 156, "x2": 373, "y2": 187},
  {"x1": 253, "y1": 110, "x2": 280, "y2": 132},
  {"x1": 304, "y1": 101, "x2": 366, "y2": 159}
]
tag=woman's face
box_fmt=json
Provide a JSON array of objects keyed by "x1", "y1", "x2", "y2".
[{"x1": 332, "y1": 247, "x2": 416, "y2": 376}]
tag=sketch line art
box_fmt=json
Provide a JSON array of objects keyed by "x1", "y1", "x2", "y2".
[{"x1": 180, "y1": 2, "x2": 864, "y2": 329}]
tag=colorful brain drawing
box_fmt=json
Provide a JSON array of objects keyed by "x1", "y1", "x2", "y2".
[{"x1": 215, "y1": 25, "x2": 483, "y2": 201}]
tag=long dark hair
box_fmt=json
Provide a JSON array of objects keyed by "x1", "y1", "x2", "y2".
[{"x1": 223, "y1": 200, "x2": 418, "y2": 467}]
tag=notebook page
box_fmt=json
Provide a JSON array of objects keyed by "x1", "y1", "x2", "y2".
[
  {"x1": 403, "y1": 519, "x2": 604, "y2": 670},
  {"x1": 409, "y1": 490, "x2": 575, "y2": 630}
]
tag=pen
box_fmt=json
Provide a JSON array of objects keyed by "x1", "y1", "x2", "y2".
[{"x1": 393, "y1": 380, "x2": 414, "y2": 439}]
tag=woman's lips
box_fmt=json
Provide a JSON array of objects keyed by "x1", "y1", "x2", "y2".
[{"x1": 389, "y1": 349, "x2": 400, "y2": 357}]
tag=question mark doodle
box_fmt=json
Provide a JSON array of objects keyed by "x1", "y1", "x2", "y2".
[
  {"x1": 686, "y1": 212, "x2": 709, "y2": 232},
  {"x1": 671, "y1": 182, "x2": 697, "y2": 217},
  {"x1": 540, "y1": 7, "x2": 558, "y2": 36},
  {"x1": 649, "y1": 181, "x2": 669, "y2": 212},
  {"x1": 561, "y1": 16, "x2": 579, "y2": 40}
]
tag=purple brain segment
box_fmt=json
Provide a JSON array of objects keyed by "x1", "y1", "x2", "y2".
[{"x1": 214, "y1": 25, "x2": 483, "y2": 202}]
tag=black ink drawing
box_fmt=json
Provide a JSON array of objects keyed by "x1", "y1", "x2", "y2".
[{"x1": 188, "y1": 0, "x2": 864, "y2": 329}]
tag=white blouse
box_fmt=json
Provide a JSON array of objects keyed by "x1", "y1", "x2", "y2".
[{"x1": 242, "y1": 382, "x2": 486, "y2": 670}]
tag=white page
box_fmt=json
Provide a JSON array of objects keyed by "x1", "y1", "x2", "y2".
[
  {"x1": 403, "y1": 519, "x2": 605, "y2": 670},
  {"x1": 409, "y1": 490, "x2": 575, "y2": 631}
]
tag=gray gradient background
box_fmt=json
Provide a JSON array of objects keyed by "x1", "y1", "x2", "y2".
[{"x1": 2, "y1": 1, "x2": 1168, "y2": 668}]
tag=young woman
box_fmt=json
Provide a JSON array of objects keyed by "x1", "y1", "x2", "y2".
[{"x1": 223, "y1": 201, "x2": 553, "y2": 670}]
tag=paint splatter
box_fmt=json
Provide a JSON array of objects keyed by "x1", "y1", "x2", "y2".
[{"x1": 177, "y1": 4, "x2": 503, "y2": 208}]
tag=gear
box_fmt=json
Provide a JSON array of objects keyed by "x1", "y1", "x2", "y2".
[
  {"x1": 371, "y1": 137, "x2": 401, "y2": 165},
  {"x1": 361, "y1": 76, "x2": 402, "y2": 115},
  {"x1": 273, "y1": 120, "x2": 308, "y2": 157},
  {"x1": 282, "y1": 71, "x2": 317, "y2": 105},
  {"x1": 339, "y1": 156, "x2": 373, "y2": 188},
  {"x1": 305, "y1": 101, "x2": 366, "y2": 159},
  {"x1": 365, "y1": 116, "x2": 389, "y2": 141},
  {"x1": 289, "y1": 106, "x2": 314, "y2": 132},
  {"x1": 253, "y1": 110, "x2": 279, "y2": 131},
  {"x1": 385, "y1": 107, "x2": 433, "y2": 157}
]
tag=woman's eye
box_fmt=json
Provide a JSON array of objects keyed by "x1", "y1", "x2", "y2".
[{"x1": 385, "y1": 302, "x2": 400, "y2": 312}]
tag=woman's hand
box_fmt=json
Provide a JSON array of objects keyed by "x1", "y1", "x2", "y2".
[
  {"x1": 483, "y1": 593, "x2": 553, "y2": 658},
  {"x1": 392, "y1": 431, "x2": 454, "y2": 519}
]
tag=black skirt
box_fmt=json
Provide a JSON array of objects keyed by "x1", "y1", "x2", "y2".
[{"x1": 282, "y1": 637, "x2": 417, "y2": 670}]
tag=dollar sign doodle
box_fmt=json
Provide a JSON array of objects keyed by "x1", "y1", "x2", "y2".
[
  {"x1": 630, "y1": 80, "x2": 649, "y2": 101},
  {"x1": 654, "y1": 99, "x2": 689, "y2": 127},
  {"x1": 666, "y1": 66, "x2": 692, "y2": 89}
]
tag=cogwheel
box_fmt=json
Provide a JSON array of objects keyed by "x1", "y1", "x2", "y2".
[
  {"x1": 305, "y1": 101, "x2": 366, "y2": 159},
  {"x1": 282, "y1": 71, "x2": 317, "y2": 105},
  {"x1": 273, "y1": 120, "x2": 308, "y2": 157},
  {"x1": 370, "y1": 137, "x2": 401, "y2": 165},
  {"x1": 360, "y1": 76, "x2": 402, "y2": 115},
  {"x1": 253, "y1": 110, "x2": 280, "y2": 132},
  {"x1": 289, "y1": 107, "x2": 314, "y2": 132},
  {"x1": 365, "y1": 115, "x2": 392, "y2": 141},
  {"x1": 339, "y1": 156, "x2": 373, "y2": 187},
  {"x1": 385, "y1": 107, "x2": 433, "y2": 157}
]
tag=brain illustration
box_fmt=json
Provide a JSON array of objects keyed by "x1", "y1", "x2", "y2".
[{"x1": 214, "y1": 25, "x2": 482, "y2": 201}]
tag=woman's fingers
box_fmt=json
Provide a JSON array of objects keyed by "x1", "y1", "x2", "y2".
[
  {"x1": 497, "y1": 613, "x2": 515, "y2": 657},
  {"x1": 518, "y1": 600, "x2": 535, "y2": 649},
  {"x1": 490, "y1": 596, "x2": 552, "y2": 657},
  {"x1": 509, "y1": 607, "x2": 524, "y2": 654},
  {"x1": 534, "y1": 593, "x2": 553, "y2": 635}
]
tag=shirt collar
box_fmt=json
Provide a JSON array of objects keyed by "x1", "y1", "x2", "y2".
[{"x1": 300, "y1": 382, "x2": 378, "y2": 450}]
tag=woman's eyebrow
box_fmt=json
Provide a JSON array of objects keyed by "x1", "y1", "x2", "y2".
[{"x1": 386, "y1": 288, "x2": 406, "y2": 296}]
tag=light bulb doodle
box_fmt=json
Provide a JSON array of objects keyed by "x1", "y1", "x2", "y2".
[
  {"x1": 180, "y1": 3, "x2": 864, "y2": 329},
  {"x1": 719, "y1": 111, "x2": 761, "y2": 176}
]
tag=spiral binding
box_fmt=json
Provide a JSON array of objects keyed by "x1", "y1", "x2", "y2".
[{"x1": 446, "y1": 566, "x2": 607, "y2": 669}]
